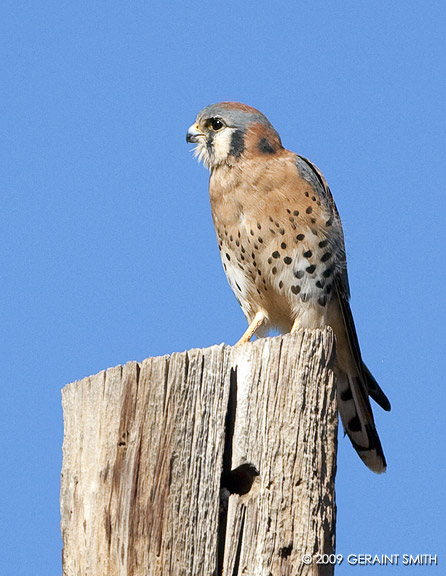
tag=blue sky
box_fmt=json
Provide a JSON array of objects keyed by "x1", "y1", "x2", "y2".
[{"x1": 1, "y1": 2, "x2": 444, "y2": 574}]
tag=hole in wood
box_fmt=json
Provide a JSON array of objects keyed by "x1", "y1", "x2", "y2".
[{"x1": 222, "y1": 462, "x2": 259, "y2": 496}]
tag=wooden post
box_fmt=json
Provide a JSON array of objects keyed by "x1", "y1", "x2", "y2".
[{"x1": 61, "y1": 329, "x2": 337, "y2": 576}]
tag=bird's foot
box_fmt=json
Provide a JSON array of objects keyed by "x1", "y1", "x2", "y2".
[{"x1": 235, "y1": 311, "x2": 267, "y2": 346}]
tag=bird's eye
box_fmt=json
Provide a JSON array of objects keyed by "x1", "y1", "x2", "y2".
[{"x1": 210, "y1": 118, "x2": 224, "y2": 131}]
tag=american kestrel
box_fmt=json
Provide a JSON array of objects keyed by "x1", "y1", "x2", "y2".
[{"x1": 186, "y1": 102, "x2": 390, "y2": 473}]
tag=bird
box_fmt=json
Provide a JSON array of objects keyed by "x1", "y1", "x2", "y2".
[{"x1": 186, "y1": 102, "x2": 390, "y2": 473}]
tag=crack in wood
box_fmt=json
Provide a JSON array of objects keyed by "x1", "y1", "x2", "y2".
[
  {"x1": 218, "y1": 366, "x2": 260, "y2": 575},
  {"x1": 232, "y1": 506, "x2": 246, "y2": 576},
  {"x1": 217, "y1": 367, "x2": 237, "y2": 575}
]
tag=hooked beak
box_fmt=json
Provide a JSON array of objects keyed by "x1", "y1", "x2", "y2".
[{"x1": 186, "y1": 123, "x2": 204, "y2": 143}]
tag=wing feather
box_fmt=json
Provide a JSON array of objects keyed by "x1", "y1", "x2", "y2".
[{"x1": 295, "y1": 154, "x2": 390, "y2": 472}]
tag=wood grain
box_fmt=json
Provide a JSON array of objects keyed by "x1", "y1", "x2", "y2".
[{"x1": 61, "y1": 329, "x2": 337, "y2": 576}]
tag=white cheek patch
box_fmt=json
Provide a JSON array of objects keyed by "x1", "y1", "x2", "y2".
[
  {"x1": 192, "y1": 128, "x2": 236, "y2": 170},
  {"x1": 212, "y1": 128, "x2": 236, "y2": 165}
]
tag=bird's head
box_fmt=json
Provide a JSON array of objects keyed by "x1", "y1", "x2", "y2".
[{"x1": 186, "y1": 102, "x2": 283, "y2": 171}]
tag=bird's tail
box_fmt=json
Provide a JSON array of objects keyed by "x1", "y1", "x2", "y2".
[{"x1": 337, "y1": 367, "x2": 388, "y2": 473}]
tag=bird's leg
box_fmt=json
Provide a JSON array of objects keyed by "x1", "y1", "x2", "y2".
[
  {"x1": 290, "y1": 318, "x2": 300, "y2": 333},
  {"x1": 235, "y1": 310, "x2": 267, "y2": 346}
]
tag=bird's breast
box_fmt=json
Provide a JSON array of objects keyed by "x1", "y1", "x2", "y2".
[{"x1": 209, "y1": 157, "x2": 346, "y2": 330}]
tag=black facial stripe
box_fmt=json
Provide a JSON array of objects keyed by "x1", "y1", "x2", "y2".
[
  {"x1": 229, "y1": 130, "x2": 245, "y2": 158},
  {"x1": 206, "y1": 131, "x2": 214, "y2": 155},
  {"x1": 258, "y1": 137, "x2": 275, "y2": 154}
]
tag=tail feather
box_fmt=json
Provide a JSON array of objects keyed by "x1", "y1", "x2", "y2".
[
  {"x1": 334, "y1": 282, "x2": 389, "y2": 472},
  {"x1": 363, "y1": 363, "x2": 391, "y2": 412},
  {"x1": 337, "y1": 371, "x2": 387, "y2": 473}
]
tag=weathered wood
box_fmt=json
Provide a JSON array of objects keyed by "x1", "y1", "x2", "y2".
[{"x1": 61, "y1": 329, "x2": 337, "y2": 576}]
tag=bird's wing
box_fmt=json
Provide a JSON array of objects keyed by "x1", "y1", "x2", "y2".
[
  {"x1": 295, "y1": 154, "x2": 390, "y2": 473},
  {"x1": 295, "y1": 154, "x2": 390, "y2": 409}
]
